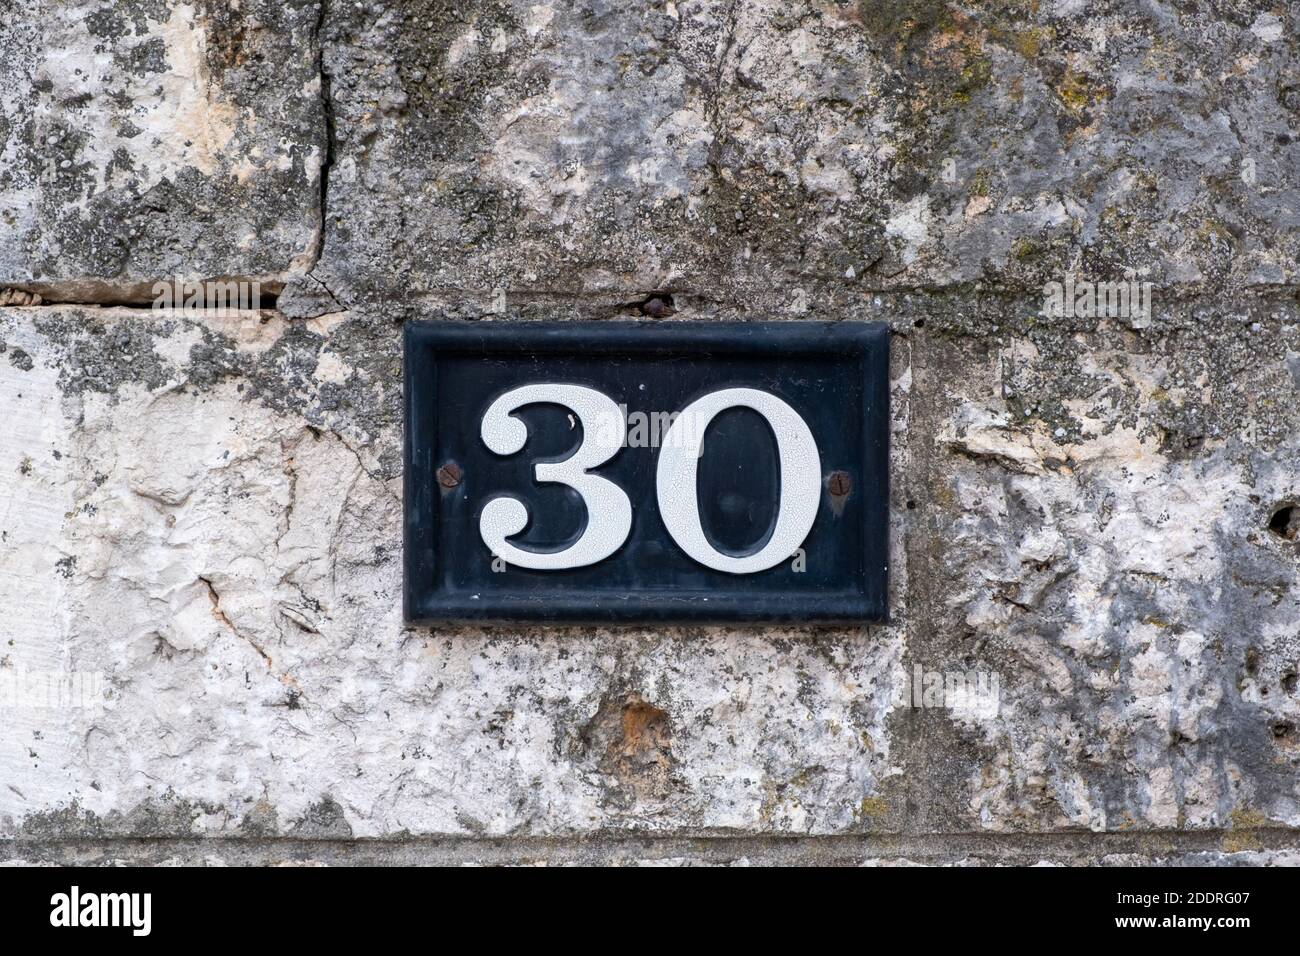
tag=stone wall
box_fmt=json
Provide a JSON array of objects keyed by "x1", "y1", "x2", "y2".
[{"x1": 2, "y1": 0, "x2": 1299, "y2": 865}]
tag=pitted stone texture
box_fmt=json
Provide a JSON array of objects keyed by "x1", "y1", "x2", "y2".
[
  {"x1": 0, "y1": 0, "x2": 324, "y2": 294},
  {"x1": 0, "y1": 306, "x2": 907, "y2": 839},
  {"x1": 908, "y1": 0, "x2": 1300, "y2": 292},
  {"x1": 907, "y1": 300, "x2": 1300, "y2": 834},
  {"x1": 310, "y1": 0, "x2": 1298, "y2": 311}
]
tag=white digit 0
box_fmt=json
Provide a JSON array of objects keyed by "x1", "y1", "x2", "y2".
[
  {"x1": 655, "y1": 388, "x2": 821, "y2": 574},
  {"x1": 479, "y1": 384, "x2": 632, "y2": 570}
]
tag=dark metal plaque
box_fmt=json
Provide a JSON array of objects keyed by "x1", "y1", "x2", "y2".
[{"x1": 404, "y1": 321, "x2": 889, "y2": 624}]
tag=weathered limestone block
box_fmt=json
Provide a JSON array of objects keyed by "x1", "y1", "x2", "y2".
[
  {"x1": 0, "y1": 304, "x2": 910, "y2": 839},
  {"x1": 7, "y1": 293, "x2": 1297, "y2": 859},
  {"x1": 308, "y1": 0, "x2": 1298, "y2": 311},
  {"x1": 907, "y1": 297, "x2": 1300, "y2": 836},
  {"x1": 0, "y1": 0, "x2": 325, "y2": 298}
]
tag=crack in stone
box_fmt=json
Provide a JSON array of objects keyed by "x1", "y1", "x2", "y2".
[
  {"x1": 275, "y1": 439, "x2": 301, "y2": 554},
  {"x1": 197, "y1": 574, "x2": 272, "y2": 671},
  {"x1": 0, "y1": 278, "x2": 282, "y2": 310},
  {"x1": 287, "y1": 0, "x2": 346, "y2": 314},
  {"x1": 327, "y1": 427, "x2": 400, "y2": 506}
]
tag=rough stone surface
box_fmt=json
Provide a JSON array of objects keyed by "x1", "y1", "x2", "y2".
[
  {"x1": 0, "y1": 0, "x2": 324, "y2": 298},
  {"x1": 2, "y1": 0, "x2": 1300, "y2": 866},
  {"x1": 307, "y1": 0, "x2": 1299, "y2": 311},
  {"x1": 0, "y1": 304, "x2": 908, "y2": 839}
]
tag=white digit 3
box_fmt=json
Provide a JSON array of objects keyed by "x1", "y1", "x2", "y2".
[
  {"x1": 479, "y1": 384, "x2": 632, "y2": 570},
  {"x1": 656, "y1": 388, "x2": 821, "y2": 574}
]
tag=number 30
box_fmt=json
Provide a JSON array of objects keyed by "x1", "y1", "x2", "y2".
[{"x1": 479, "y1": 384, "x2": 822, "y2": 574}]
